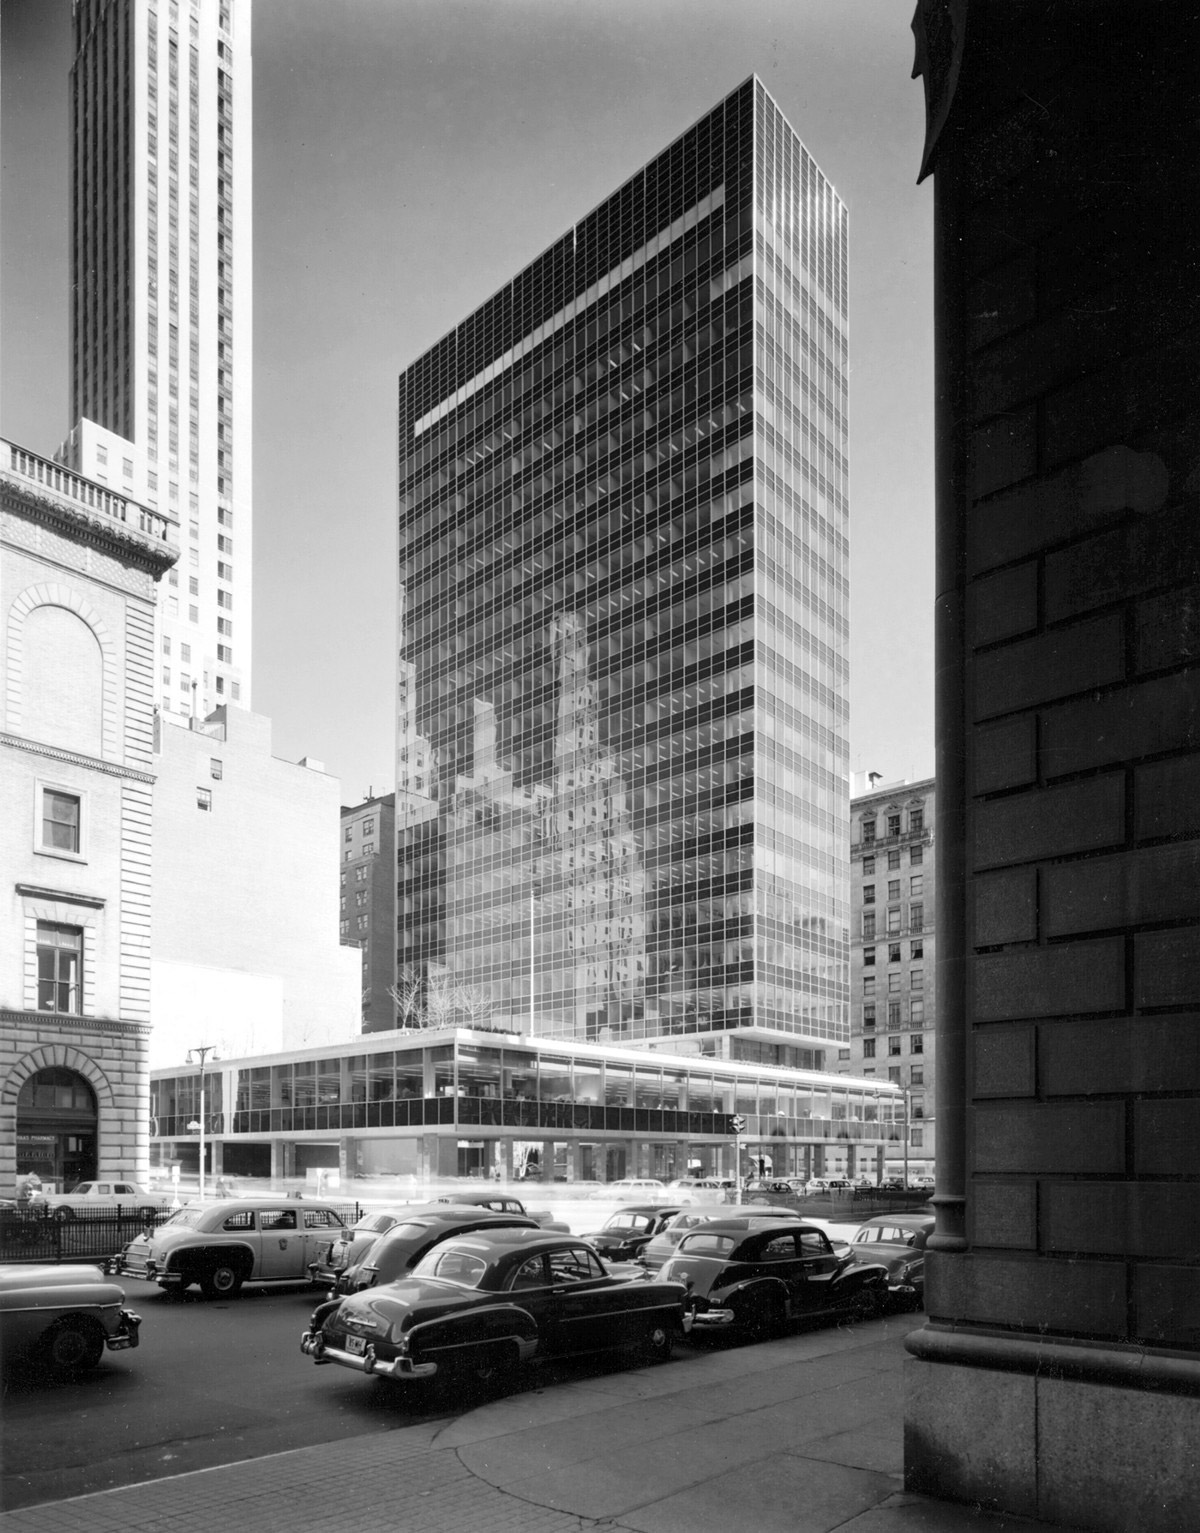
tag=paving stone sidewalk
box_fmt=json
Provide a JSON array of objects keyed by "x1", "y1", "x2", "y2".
[{"x1": 0, "y1": 1316, "x2": 1082, "y2": 1533}]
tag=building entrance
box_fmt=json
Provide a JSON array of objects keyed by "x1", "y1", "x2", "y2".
[{"x1": 16, "y1": 1067, "x2": 98, "y2": 1192}]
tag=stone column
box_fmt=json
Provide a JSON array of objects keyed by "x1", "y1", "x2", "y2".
[{"x1": 905, "y1": 5, "x2": 1200, "y2": 1529}]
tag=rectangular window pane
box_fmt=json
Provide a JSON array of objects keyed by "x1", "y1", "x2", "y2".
[{"x1": 42, "y1": 791, "x2": 81, "y2": 852}]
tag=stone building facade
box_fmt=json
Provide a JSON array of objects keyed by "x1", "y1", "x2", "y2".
[
  {"x1": 906, "y1": 4, "x2": 1200, "y2": 1528},
  {"x1": 846, "y1": 776, "x2": 935, "y2": 1179},
  {"x1": 340, "y1": 791, "x2": 397, "y2": 1033},
  {"x1": 0, "y1": 439, "x2": 176, "y2": 1194}
]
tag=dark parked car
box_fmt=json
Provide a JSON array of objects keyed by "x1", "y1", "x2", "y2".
[
  {"x1": 579, "y1": 1204, "x2": 685, "y2": 1262},
  {"x1": 849, "y1": 1212, "x2": 935, "y2": 1308},
  {"x1": 301, "y1": 1227, "x2": 693, "y2": 1388},
  {"x1": 639, "y1": 1205, "x2": 803, "y2": 1272},
  {"x1": 308, "y1": 1209, "x2": 407, "y2": 1289},
  {"x1": 659, "y1": 1218, "x2": 889, "y2": 1340},
  {"x1": 330, "y1": 1208, "x2": 541, "y2": 1295}
]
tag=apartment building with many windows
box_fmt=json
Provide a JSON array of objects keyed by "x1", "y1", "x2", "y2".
[
  {"x1": 845, "y1": 775, "x2": 934, "y2": 1179},
  {"x1": 340, "y1": 792, "x2": 397, "y2": 1034},
  {"x1": 61, "y1": 0, "x2": 252, "y2": 720}
]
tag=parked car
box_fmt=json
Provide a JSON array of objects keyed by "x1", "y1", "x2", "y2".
[
  {"x1": 803, "y1": 1177, "x2": 854, "y2": 1196},
  {"x1": 428, "y1": 1191, "x2": 570, "y2": 1231},
  {"x1": 850, "y1": 1212, "x2": 935, "y2": 1308},
  {"x1": 660, "y1": 1218, "x2": 890, "y2": 1339},
  {"x1": 638, "y1": 1205, "x2": 803, "y2": 1272},
  {"x1": 116, "y1": 1197, "x2": 346, "y2": 1299},
  {"x1": 324, "y1": 1208, "x2": 541, "y2": 1296},
  {"x1": 0, "y1": 1263, "x2": 141, "y2": 1373},
  {"x1": 742, "y1": 1179, "x2": 799, "y2": 1200},
  {"x1": 41, "y1": 1181, "x2": 175, "y2": 1222},
  {"x1": 605, "y1": 1178, "x2": 667, "y2": 1197},
  {"x1": 579, "y1": 1204, "x2": 685, "y2": 1262},
  {"x1": 301, "y1": 1227, "x2": 693, "y2": 1387},
  {"x1": 308, "y1": 1209, "x2": 407, "y2": 1289},
  {"x1": 665, "y1": 1177, "x2": 734, "y2": 1195}
]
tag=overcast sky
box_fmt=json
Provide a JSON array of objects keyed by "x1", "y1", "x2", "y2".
[{"x1": 2, "y1": 0, "x2": 934, "y2": 802}]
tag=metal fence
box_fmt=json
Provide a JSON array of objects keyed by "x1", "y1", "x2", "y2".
[{"x1": 0, "y1": 1202, "x2": 364, "y2": 1266}]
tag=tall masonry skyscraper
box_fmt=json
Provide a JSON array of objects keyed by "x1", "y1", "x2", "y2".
[
  {"x1": 396, "y1": 79, "x2": 849, "y2": 1066},
  {"x1": 64, "y1": 0, "x2": 252, "y2": 718}
]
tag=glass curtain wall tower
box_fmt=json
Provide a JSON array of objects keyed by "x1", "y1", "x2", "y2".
[
  {"x1": 67, "y1": 0, "x2": 252, "y2": 717},
  {"x1": 396, "y1": 79, "x2": 849, "y2": 1062}
]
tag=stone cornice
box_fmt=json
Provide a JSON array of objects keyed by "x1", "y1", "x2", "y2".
[
  {"x1": 0, "y1": 1009, "x2": 151, "y2": 1038},
  {"x1": 0, "y1": 477, "x2": 178, "y2": 575},
  {"x1": 15, "y1": 884, "x2": 106, "y2": 909},
  {"x1": 0, "y1": 732, "x2": 156, "y2": 784}
]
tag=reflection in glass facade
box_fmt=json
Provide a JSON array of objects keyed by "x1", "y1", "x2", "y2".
[{"x1": 396, "y1": 79, "x2": 849, "y2": 1059}]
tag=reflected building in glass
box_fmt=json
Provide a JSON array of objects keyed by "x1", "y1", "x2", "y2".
[{"x1": 396, "y1": 78, "x2": 849, "y2": 1068}]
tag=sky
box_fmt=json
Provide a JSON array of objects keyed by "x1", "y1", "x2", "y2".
[{"x1": 1, "y1": 0, "x2": 934, "y2": 803}]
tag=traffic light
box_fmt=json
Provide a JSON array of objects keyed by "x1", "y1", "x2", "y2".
[{"x1": 730, "y1": 1113, "x2": 746, "y2": 1135}]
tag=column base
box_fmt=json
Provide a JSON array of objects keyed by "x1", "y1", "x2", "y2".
[{"x1": 905, "y1": 1325, "x2": 1200, "y2": 1531}]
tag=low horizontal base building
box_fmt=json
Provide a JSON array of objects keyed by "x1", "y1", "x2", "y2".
[{"x1": 149, "y1": 1026, "x2": 906, "y2": 1189}]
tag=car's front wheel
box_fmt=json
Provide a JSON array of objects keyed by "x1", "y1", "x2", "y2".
[
  {"x1": 200, "y1": 1260, "x2": 244, "y2": 1299},
  {"x1": 42, "y1": 1317, "x2": 105, "y2": 1373}
]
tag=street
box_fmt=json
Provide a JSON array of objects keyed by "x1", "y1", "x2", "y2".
[
  {"x1": 1, "y1": 1270, "x2": 720, "y2": 1514},
  {"x1": 1, "y1": 1276, "x2": 450, "y2": 1511}
]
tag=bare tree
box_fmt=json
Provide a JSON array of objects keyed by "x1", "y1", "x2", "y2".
[{"x1": 386, "y1": 966, "x2": 505, "y2": 1032}]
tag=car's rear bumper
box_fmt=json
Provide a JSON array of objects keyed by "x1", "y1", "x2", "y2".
[
  {"x1": 689, "y1": 1306, "x2": 736, "y2": 1327},
  {"x1": 300, "y1": 1329, "x2": 435, "y2": 1379}
]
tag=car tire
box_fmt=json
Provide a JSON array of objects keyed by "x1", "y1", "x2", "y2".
[
  {"x1": 53, "y1": 1206, "x2": 74, "y2": 1223},
  {"x1": 639, "y1": 1321, "x2": 673, "y2": 1363},
  {"x1": 745, "y1": 1292, "x2": 787, "y2": 1341},
  {"x1": 200, "y1": 1260, "x2": 244, "y2": 1299},
  {"x1": 852, "y1": 1286, "x2": 883, "y2": 1323},
  {"x1": 42, "y1": 1318, "x2": 105, "y2": 1373}
]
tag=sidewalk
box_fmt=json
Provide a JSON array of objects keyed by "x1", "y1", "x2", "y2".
[{"x1": 0, "y1": 1314, "x2": 1083, "y2": 1533}]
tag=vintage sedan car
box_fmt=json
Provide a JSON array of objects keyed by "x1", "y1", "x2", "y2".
[
  {"x1": 116, "y1": 1197, "x2": 345, "y2": 1299},
  {"x1": 0, "y1": 1263, "x2": 141, "y2": 1374},
  {"x1": 308, "y1": 1209, "x2": 406, "y2": 1289},
  {"x1": 850, "y1": 1212, "x2": 935, "y2": 1308},
  {"x1": 302, "y1": 1227, "x2": 692, "y2": 1387},
  {"x1": 324, "y1": 1208, "x2": 541, "y2": 1296},
  {"x1": 659, "y1": 1219, "x2": 890, "y2": 1339},
  {"x1": 428, "y1": 1191, "x2": 570, "y2": 1232},
  {"x1": 578, "y1": 1204, "x2": 684, "y2": 1262},
  {"x1": 803, "y1": 1177, "x2": 854, "y2": 1197},
  {"x1": 638, "y1": 1205, "x2": 803, "y2": 1272},
  {"x1": 41, "y1": 1180, "x2": 175, "y2": 1221}
]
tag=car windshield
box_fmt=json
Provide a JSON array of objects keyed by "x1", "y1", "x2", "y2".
[
  {"x1": 606, "y1": 1212, "x2": 650, "y2": 1232},
  {"x1": 157, "y1": 1208, "x2": 207, "y2": 1229}
]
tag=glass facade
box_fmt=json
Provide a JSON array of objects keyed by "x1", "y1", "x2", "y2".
[
  {"x1": 395, "y1": 79, "x2": 849, "y2": 1056},
  {"x1": 150, "y1": 1032, "x2": 904, "y2": 1174}
]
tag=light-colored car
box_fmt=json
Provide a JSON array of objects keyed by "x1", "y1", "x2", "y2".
[
  {"x1": 0, "y1": 1263, "x2": 141, "y2": 1373},
  {"x1": 850, "y1": 1213, "x2": 935, "y2": 1308},
  {"x1": 803, "y1": 1177, "x2": 854, "y2": 1197},
  {"x1": 41, "y1": 1180, "x2": 176, "y2": 1222},
  {"x1": 116, "y1": 1197, "x2": 346, "y2": 1299}
]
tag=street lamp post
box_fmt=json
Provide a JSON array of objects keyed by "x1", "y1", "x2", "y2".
[{"x1": 186, "y1": 1046, "x2": 218, "y2": 1202}]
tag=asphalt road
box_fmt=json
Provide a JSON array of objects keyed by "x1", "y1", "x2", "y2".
[{"x1": 1, "y1": 1276, "x2": 457, "y2": 1512}]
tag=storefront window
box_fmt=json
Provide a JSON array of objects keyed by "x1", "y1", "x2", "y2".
[
  {"x1": 347, "y1": 1056, "x2": 367, "y2": 1103},
  {"x1": 604, "y1": 1063, "x2": 631, "y2": 1107},
  {"x1": 367, "y1": 1052, "x2": 394, "y2": 1101},
  {"x1": 293, "y1": 1061, "x2": 316, "y2": 1107},
  {"x1": 458, "y1": 1045, "x2": 501, "y2": 1097},
  {"x1": 430, "y1": 1044, "x2": 455, "y2": 1097},
  {"x1": 539, "y1": 1056, "x2": 572, "y2": 1102},
  {"x1": 634, "y1": 1064, "x2": 662, "y2": 1108},
  {"x1": 574, "y1": 1061, "x2": 602, "y2": 1105},
  {"x1": 395, "y1": 1052, "x2": 423, "y2": 1099},
  {"x1": 503, "y1": 1051, "x2": 538, "y2": 1101}
]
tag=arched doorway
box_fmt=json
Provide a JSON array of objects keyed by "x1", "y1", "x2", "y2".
[{"x1": 16, "y1": 1068, "x2": 98, "y2": 1190}]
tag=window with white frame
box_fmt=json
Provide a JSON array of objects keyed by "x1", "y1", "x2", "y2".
[{"x1": 37, "y1": 784, "x2": 85, "y2": 859}]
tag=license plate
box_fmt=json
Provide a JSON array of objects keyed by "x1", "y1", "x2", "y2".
[{"x1": 345, "y1": 1334, "x2": 366, "y2": 1356}]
